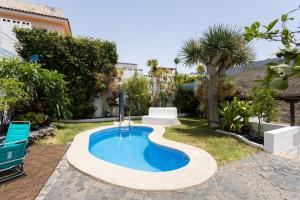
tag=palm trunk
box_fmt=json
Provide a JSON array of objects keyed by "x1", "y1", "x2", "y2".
[{"x1": 207, "y1": 70, "x2": 219, "y2": 128}]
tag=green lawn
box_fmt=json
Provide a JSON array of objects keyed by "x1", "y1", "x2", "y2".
[
  {"x1": 164, "y1": 118, "x2": 261, "y2": 166},
  {"x1": 37, "y1": 121, "x2": 113, "y2": 145},
  {"x1": 37, "y1": 118, "x2": 260, "y2": 166}
]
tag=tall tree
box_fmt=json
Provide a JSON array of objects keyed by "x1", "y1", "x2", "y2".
[
  {"x1": 174, "y1": 57, "x2": 180, "y2": 75},
  {"x1": 147, "y1": 59, "x2": 159, "y2": 106},
  {"x1": 180, "y1": 25, "x2": 254, "y2": 127}
]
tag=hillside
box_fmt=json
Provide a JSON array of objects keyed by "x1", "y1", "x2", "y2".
[
  {"x1": 226, "y1": 58, "x2": 282, "y2": 76},
  {"x1": 233, "y1": 66, "x2": 300, "y2": 96}
]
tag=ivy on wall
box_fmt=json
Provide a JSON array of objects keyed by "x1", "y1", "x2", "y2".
[{"x1": 14, "y1": 28, "x2": 118, "y2": 119}]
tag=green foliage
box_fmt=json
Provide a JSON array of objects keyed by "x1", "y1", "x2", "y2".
[
  {"x1": 180, "y1": 24, "x2": 254, "y2": 127},
  {"x1": 0, "y1": 58, "x2": 71, "y2": 118},
  {"x1": 174, "y1": 57, "x2": 180, "y2": 65},
  {"x1": 14, "y1": 28, "x2": 118, "y2": 118},
  {"x1": 159, "y1": 91, "x2": 169, "y2": 107},
  {"x1": 174, "y1": 87, "x2": 199, "y2": 115},
  {"x1": 146, "y1": 59, "x2": 175, "y2": 107},
  {"x1": 147, "y1": 59, "x2": 159, "y2": 106},
  {"x1": 174, "y1": 73, "x2": 199, "y2": 85},
  {"x1": 219, "y1": 97, "x2": 253, "y2": 133},
  {"x1": 122, "y1": 73, "x2": 151, "y2": 115},
  {"x1": 15, "y1": 112, "x2": 47, "y2": 128},
  {"x1": 146, "y1": 59, "x2": 158, "y2": 72},
  {"x1": 249, "y1": 86, "x2": 279, "y2": 134},
  {"x1": 181, "y1": 25, "x2": 254, "y2": 69},
  {"x1": 0, "y1": 78, "x2": 28, "y2": 111},
  {"x1": 245, "y1": 7, "x2": 300, "y2": 90}
]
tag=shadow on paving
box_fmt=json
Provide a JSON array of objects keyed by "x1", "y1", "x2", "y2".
[{"x1": 0, "y1": 145, "x2": 69, "y2": 200}]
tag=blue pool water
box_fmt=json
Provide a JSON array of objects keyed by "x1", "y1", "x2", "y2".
[{"x1": 88, "y1": 126, "x2": 190, "y2": 172}]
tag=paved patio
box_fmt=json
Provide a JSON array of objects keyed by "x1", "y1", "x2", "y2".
[
  {"x1": 0, "y1": 145, "x2": 69, "y2": 200},
  {"x1": 37, "y1": 152, "x2": 300, "y2": 200}
]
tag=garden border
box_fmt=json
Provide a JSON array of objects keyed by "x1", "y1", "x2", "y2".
[{"x1": 215, "y1": 129, "x2": 263, "y2": 149}]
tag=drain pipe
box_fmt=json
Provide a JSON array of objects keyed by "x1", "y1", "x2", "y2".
[{"x1": 297, "y1": 126, "x2": 300, "y2": 158}]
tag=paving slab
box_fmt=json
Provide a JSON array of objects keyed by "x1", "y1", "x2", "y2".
[{"x1": 37, "y1": 152, "x2": 300, "y2": 200}]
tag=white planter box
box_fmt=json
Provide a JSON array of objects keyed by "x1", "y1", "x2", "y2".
[
  {"x1": 264, "y1": 126, "x2": 300, "y2": 154},
  {"x1": 218, "y1": 119, "x2": 300, "y2": 154}
]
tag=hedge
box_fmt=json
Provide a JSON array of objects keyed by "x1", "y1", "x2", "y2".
[{"x1": 14, "y1": 28, "x2": 118, "y2": 118}]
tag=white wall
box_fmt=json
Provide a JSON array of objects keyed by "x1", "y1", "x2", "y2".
[
  {"x1": 0, "y1": 17, "x2": 31, "y2": 57},
  {"x1": 264, "y1": 126, "x2": 300, "y2": 154},
  {"x1": 93, "y1": 93, "x2": 104, "y2": 118},
  {"x1": 250, "y1": 121, "x2": 288, "y2": 133}
]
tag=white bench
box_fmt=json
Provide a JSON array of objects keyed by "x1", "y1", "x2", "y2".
[{"x1": 142, "y1": 107, "x2": 181, "y2": 126}]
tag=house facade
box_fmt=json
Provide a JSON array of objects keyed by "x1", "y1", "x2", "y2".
[
  {"x1": 0, "y1": 0, "x2": 71, "y2": 57},
  {"x1": 116, "y1": 62, "x2": 143, "y2": 81}
]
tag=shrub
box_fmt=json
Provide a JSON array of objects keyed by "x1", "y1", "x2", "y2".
[
  {"x1": 219, "y1": 97, "x2": 253, "y2": 133},
  {"x1": 14, "y1": 28, "x2": 118, "y2": 118},
  {"x1": 174, "y1": 87, "x2": 199, "y2": 115},
  {"x1": 249, "y1": 86, "x2": 279, "y2": 135},
  {"x1": 0, "y1": 78, "x2": 28, "y2": 133},
  {"x1": 14, "y1": 112, "x2": 48, "y2": 129},
  {"x1": 122, "y1": 73, "x2": 151, "y2": 116},
  {"x1": 0, "y1": 78, "x2": 28, "y2": 111},
  {"x1": 159, "y1": 92, "x2": 169, "y2": 107},
  {"x1": 0, "y1": 58, "x2": 71, "y2": 119}
]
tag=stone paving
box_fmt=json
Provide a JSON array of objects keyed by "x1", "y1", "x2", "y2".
[{"x1": 37, "y1": 152, "x2": 300, "y2": 200}]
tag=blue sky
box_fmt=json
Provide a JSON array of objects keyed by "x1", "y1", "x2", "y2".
[{"x1": 29, "y1": 0, "x2": 299, "y2": 73}]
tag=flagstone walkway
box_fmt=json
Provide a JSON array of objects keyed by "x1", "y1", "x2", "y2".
[{"x1": 37, "y1": 152, "x2": 300, "y2": 200}]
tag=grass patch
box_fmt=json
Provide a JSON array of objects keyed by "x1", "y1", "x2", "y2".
[
  {"x1": 131, "y1": 119, "x2": 142, "y2": 124},
  {"x1": 37, "y1": 121, "x2": 113, "y2": 145},
  {"x1": 164, "y1": 118, "x2": 261, "y2": 166}
]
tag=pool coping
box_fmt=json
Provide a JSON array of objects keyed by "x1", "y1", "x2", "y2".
[{"x1": 67, "y1": 124, "x2": 217, "y2": 191}]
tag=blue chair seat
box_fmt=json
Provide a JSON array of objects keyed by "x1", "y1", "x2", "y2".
[{"x1": 0, "y1": 121, "x2": 30, "y2": 183}]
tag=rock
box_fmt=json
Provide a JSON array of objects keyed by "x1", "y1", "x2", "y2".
[{"x1": 29, "y1": 125, "x2": 55, "y2": 143}]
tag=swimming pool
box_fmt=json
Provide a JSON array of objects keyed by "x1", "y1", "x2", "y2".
[
  {"x1": 89, "y1": 126, "x2": 189, "y2": 172},
  {"x1": 67, "y1": 124, "x2": 217, "y2": 190}
]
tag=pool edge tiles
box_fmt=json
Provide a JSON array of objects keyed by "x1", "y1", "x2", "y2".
[{"x1": 67, "y1": 124, "x2": 217, "y2": 191}]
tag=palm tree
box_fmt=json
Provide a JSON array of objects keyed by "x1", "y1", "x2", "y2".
[
  {"x1": 180, "y1": 25, "x2": 254, "y2": 127},
  {"x1": 174, "y1": 57, "x2": 180, "y2": 75},
  {"x1": 147, "y1": 59, "x2": 159, "y2": 106}
]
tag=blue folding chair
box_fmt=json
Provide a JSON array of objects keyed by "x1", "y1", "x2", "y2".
[{"x1": 0, "y1": 121, "x2": 30, "y2": 183}]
